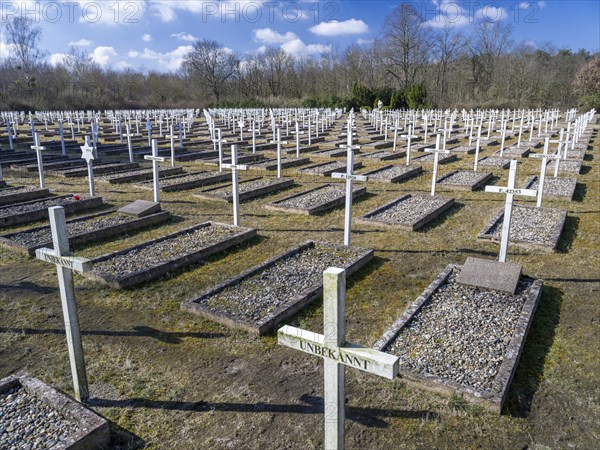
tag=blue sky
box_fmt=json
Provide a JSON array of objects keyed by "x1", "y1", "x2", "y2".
[{"x1": 1, "y1": 1, "x2": 598, "y2": 72}]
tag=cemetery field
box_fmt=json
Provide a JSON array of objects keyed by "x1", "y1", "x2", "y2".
[{"x1": 0, "y1": 123, "x2": 599, "y2": 449}]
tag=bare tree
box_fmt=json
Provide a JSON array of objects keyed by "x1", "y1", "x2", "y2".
[
  {"x1": 381, "y1": 3, "x2": 430, "y2": 90},
  {"x1": 183, "y1": 39, "x2": 239, "y2": 103},
  {"x1": 258, "y1": 48, "x2": 294, "y2": 98},
  {"x1": 432, "y1": 25, "x2": 466, "y2": 105},
  {"x1": 3, "y1": 16, "x2": 45, "y2": 89}
]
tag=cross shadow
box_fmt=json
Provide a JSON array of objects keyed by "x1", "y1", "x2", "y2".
[
  {"x1": 580, "y1": 166, "x2": 591, "y2": 175},
  {"x1": 108, "y1": 421, "x2": 146, "y2": 450},
  {"x1": 573, "y1": 183, "x2": 587, "y2": 202},
  {"x1": 556, "y1": 215, "x2": 579, "y2": 253},
  {"x1": 0, "y1": 325, "x2": 224, "y2": 344},
  {"x1": 88, "y1": 394, "x2": 435, "y2": 429},
  {"x1": 504, "y1": 285, "x2": 562, "y2": 417},
  {"x1": 416, "y1": 202, "x2": 465, "y2": 233},
  {"x1": 0, "y1": 281, "x2": 55, "y2": 294}
]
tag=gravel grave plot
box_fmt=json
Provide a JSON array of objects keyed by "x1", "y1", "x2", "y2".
[
  {"x1": 97, "y1": 166, "x2": 184, "y2": 184},
  {"x1": 477, "y1": 157, "x2": 511, "y2": 169},
  {"x1": 360, "y1": 150, "x2": 405, "y2": 161},
  {"x1": 311, "y1": 148, "x2": 349, "y2": 158},
  {"x1": 437, "y1": 170, "x2": 493, "y2": 191},
  {"x1": 362, "y1": 165, "x2": 422, "y2": 183},
  {"x1": 374, "y1": 265, "x2": 542, "y2": 412},
  {"x1": 266, "y1": 183, "x2": 366, "y2": 215},
  {"x1": 0, "y1": 195, "x2": 104, "y2": 228},
  {"x1": 411, "y1": 153, "x2": 457, "y2": 165},
  {"x1": 0, "y1": 210, "x2": 170, "y2": 256},
  {"x1": 181, "y1": 241, "x2": 373, "y2": 335},
  {"x1": 523, "y1": 176, "x2": 577, "y2": 200},
  {"x1": 11, "y1": 159, "x2": 86, "y2": 172},
  {"x1": 0, "y1": 186, "x2": 51, "y2": 206},
  {"x1": 284, "y1": 145, "x2": 320, "y2": 155},
  {"x1": 248, "y1": 157, "x2": 310, "y2": 170},
  {"x1": 479, "y1": 138, "x2": 499, "y2": 146},
  {"x1": 357, "y1": 194, "x2": 455, "y2": 231},
  {"x1": 564, "y1": 149, "x2": 586, "y2": 160},
  {"x1": 493, "y1": 147, "x2": 531, "y2": 157},
  {"x1": 202, "y1": 154, "x2": 265, "y2": 165},
  {"x1": 52, "y1": 162, "x2": 139, "y2": 177},
  {"x1": 448, "y1": 146, "x2": 476, "y2": 154},
  {"x1": 194, "y1": 177, "x2": 294, "y2": 202},
  {"x1": 86, "y1": 222, "x2": 256, "y2": 288},
  {"x1": 545, "y1": 159, "x2": 582, "y2": 174},
  {"x1": 298, "y1": 161, "x2": 363, "y2": 177},
  {"x1": 0, "y1": 374, "x2": 109, "y2": 449},
  {"x1": 135, "y1": 171, "x2": 229, "y2": 192},
  {"x1": 479, "y1": 204, "x2": 567, "y2": 251},
  {"x1": 360, "y1": 141, "x2": 394, "y2": 150},
  {"x1": 0, "y1": 384, "x2": 79, "y2": 449}
]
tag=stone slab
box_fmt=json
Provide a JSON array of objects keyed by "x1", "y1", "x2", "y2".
[
  {"x1": 0, "y1": 373, "x2": 109, "y2": 449},
  {"x1": 456, "y1": 257, "x2": 522, "y2": 294},
  {"x1": 181, "y1": 241, "x2": 374, "y2": 335},
  {"x1": 373, "y1": 264, "x2": 543, "y2": 413},
  {"x1": 118, "y1": 200, "x2": 161, "y2": 218}
]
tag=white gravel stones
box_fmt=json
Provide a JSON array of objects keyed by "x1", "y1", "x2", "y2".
[
  {"x1": 136, "y1": 171, "x2": 229, "y2": 191},
  {"x1": 523, "y1": 176, "x2": 577, "y2": 200},
  {"x1": 358, "y1": 194, "x2": 455, "y2": 230},
  {"x1": 480, "y1": 204, "x2": 567, "y2": 249},
  {"x1": 0, "y1": 385, "x2": 80, "y2": 449},
  {"x1": 385, "y1": 269, "x2": 530, "y2": 393},
  {"x1": 267, "y1": 183, "x2": 365, "y2": 215},
  {"x1": 0, "y1": 195, "x2": 92, "y2": 220},
  {"x1": 494, "y1": 147, "x2": 531, "y2": 157},
  {"x1": 195, "y1": 177, "x2": 293, "y2": 202},
  {"x1": 90, "y1": 223, "x2": 243, "y2": 279},
  {"x1": 477, "y1": 157, "x2": 511, "y2": 169},
  {"x1": 448, "y1": 146, "x2": 475, "y2": 154},
  {"x1": 188, "y1": 242, "x2": 367, "y2": 324},
  {"x1": 545, "y1": 159, "x2": 582, "y2": 174},
  {"x1": 97, "y1": 166, "x2": 183, "y2": 183},
  {"x1": 437, "y1": 170, "x2": 493, "y2": 190},
  {"x1": 299, "y1": 161, "x2": 362, "y2": 176},
  {"x1": 363, "y1": 165, "x2": 422, "y2": 183},
  {"x1": 360, "y1": 151, "x2": 405, "y2": 161},
  {"x1": 411, "y1": 153, "x2": 457, "y2": 165},
  {"x1": 0, "y1": 186, "x2": 40, "y2": 197},
  {"x1": 249, "y1": 158, "x2": 310, "y2": 170}
]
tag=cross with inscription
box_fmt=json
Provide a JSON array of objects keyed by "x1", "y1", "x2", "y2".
[
  {"x1": 401, "y1": 125, "x2": 419, "y2": 166},
  {"x1": 270, "y1": 128, "x2": 288, "y2": 178},
  {"x1": 528, "y1": 135, "x2": 562, "y2": 207},
  {"x1": 213, "y1": 128, "x2": 228, "y2": 172},
  {"x1": 144, "y1": 139, "x2": 166, "y2": 203},
  {"x1": 222, "y1": 144, "x2": 248, "y2": 227},
  {"x1": 250, "y1": 120, "x2": 260, "y2": 154},
  {"x1": 123, "y1": 123, "x2": 135, "y2": 163},
  {"x1": 31, "y1": 132, "x2": 47, "y2": 189},
  {"x1": 485, "y1": 160, "x2": 537, "y2": 262},
  {"x1": 35, "y1": 206, "x2": 92, "y2": 402},
  {"x1": 424, "y1": 134, "x2": 449, "y2": 196},
  {"x1": 80, "y1": 136, "x2": 96, "y2": 197},
  {"x1": 146, "y1": 117, "x2": 153, "y2": 147},
  {"x1": 291, "y1": 121, "x2": 305, "y2": 158},
  {"x1": 165, "y1": 124, "x2": 177, "y2": 167},
  {"x1": 278, "y1": 267, "x2": 399, "y2": 450},
  {"x1": 58, "y1": 120, "x2": 67, "y2": 156}
]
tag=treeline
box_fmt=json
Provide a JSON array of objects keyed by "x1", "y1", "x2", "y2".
[{"x1": 1, "y1": 4, "x2": 598, "y2": 111}]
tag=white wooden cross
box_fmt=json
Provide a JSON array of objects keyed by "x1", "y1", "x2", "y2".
[
  {"x1": 144, "y1": 139, "x2": 166, "y2": 203},
  {"x1": 58, "y1": 120, "x2": 67, "y2": 156},
  {"x1": 165, "y1": 124, "x2": 177, "y2": 167},
  {"x1": 31, "y1": 132, "x2": 47, "y2": 188},
  {"x1": 424, "y1": 134, "x2": 449, "y2": 196},
  {"x1": 6, "y1": 117, "x2": 14, "y2": 151},
  {"x1": 401, "y1": 125, "x2": 418, "y2": 166},
  {"x1": 123, "y1": 123, "x2": 135, "y2": 163},
  {"x1": 35, "y1": 206, "x2": 91, "y2": 402},
  {"x1": 497, "y1": 120, "x2": 510, "y2": 157},
  {"x1": 291, "y1": 121, "x2": 305, "y2": 158},
  {"x1": 238, "y1": 120, "x2": 245, "y2": 141},
  {"x1": 213, "y1": 128, "x2": 228, "y2": 172},
  {"x1": 250, "y1": 120, "x2": 260, "y2": 154},
  {"x1": 91, "y1": 119, "x2": 99, "y2": 159},
  {"x1": 484, "y1": 160, "x2": 537, "y2": 262},
  {"x1": 80, "y1": 136, "x2": 96, "y2": 197},
  {"x1": 278, "y1": 267, "x2": 399, "y2": 450},
  {"x1": 528, "y1": 137, "x2": 561, "y2": 208},
  {"x1": 146, "y1": 117, "x2": 153, "y2": 147},
  {"x1": 270, "y1": 128, "x2": 288, "y2": 179},
  {"x1": 473, "y1": 124, "x2": 483, "y2": 172},
  {"x1": 331, "y1": 135, "x2": 366, "y2": 247},
  {"x1": 515, "y1": 115, "x2": 525, "y2": 148},
  {"x1": 222, "y1": 145, "x2": 248, "y2": 227}
]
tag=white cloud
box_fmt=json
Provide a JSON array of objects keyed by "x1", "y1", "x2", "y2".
[
  {"x1": 150, "y1": 0, "x2": 210, "y2": 22},
  {"x1": 127, "y1": 45, "x2": 194, "y2": 71},
  {"x1": 78, "y1": 1, "x2": 146, "y2": 26},
  {"x1": 281, "y1": 39, "x2": 330, "y2": 58},
  {"x1": 0, "y1": 41, "x2": 16, "y2": 60},
  {"x1": 91, "y1": 46, "x2": 118, "y2": 66},
  {"x1": 49, "y1": 53, "x2": 69, "y2": 66},
  {"x1": 142, "y1": 33, "x2": 152, "y2": 42},
  {"x1": 253, "y1": 28, "x2": 297, "y2": 44},
  {"x1": 424, "y1": 13, "x2": 471, "y2": 28},
  {"x1": 475, "y1": 6, "x2": 507, "y2": 22},
  {"x1": 309, "y1": 19, "x2": 369, "y2": 36},
  {"x1": 68, "y1": 38, "x2": 92, "y2": 47},
  {"x1": 538, "y1": 1, "x2": 546, "y2": 8},
  {"x1": 356, "y1": 38, "x2": 374, "y2": 45},
  {"x1": 171, "y1": 32, "x2": 198, "y2": 42}
]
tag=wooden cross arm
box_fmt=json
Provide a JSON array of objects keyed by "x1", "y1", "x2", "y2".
[
  {"x1": 485, "y1": 186, "x2": 537, "y2": 196},
  {"x1": 270, "y1": 140, "x2": 289, "y2": 145},
  {"x1": 144, "y1": 155, "x2": 167, "y2": 162},
  {"x1": 222, "y1": 163, "x2": 248, "y2": 170},
  {"x1": 35, "y1": 247, "x2": 92, "y2": 273},
  {"x1": 331, "y1": 173, "x2": 368, "y2": 181},
  {"x1": 278, "y1": 325, "x2": 399, "y2": 380}
]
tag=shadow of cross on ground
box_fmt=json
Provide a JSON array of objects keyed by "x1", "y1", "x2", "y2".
[
  {"x1": 0, "y1": 325, "x2": 223, "y2": 344},
  {"x1": 88, "y1": 394, "x2": 436, "y2": 429}
]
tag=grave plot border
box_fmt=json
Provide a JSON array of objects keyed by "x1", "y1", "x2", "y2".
[
  {"x1": 546, "y1": 160, "x2": 583, "y2": 174},
  {"x1": 266, "y1": 184, "x2": 367, "y2": 215},
  {"x1": 136, "y1": 172, "x2": 230, "y2": 192},
  {"x1": 360, "y1": 151, "x2": 406, "y2": 161},
  {"x1": 285, "y1": 145, "x2": 320, "y2": 155},
  {"x1": 477, "y1": 205, "x2": 568, "y2": 252},
  {"x1": 436, "y1": 170, "x2": 493, "y2": 191},
  {"x1": 54, "y1": 162, "x2": 140, "y2": 178},
  {"x1": 298, "y1": 161, "x2": 363, "y2": 177},
  {"x1": 11, "y1": 159, "x2": 87, "y2": 172},
  {"x1": 310, "y1": 148, "x2": 349, "y2": 158},
  {"x1": 523, "y1": 176, "x2": 577, "y2": 201},
  {"x1": 0, "y1": 195, "x2": 104, "y2": 228},
  {"x1": 477, "y1": 157, "x2": 511, "y2": 169},
  {"x1": 98, "y1": 167, "x2": 184, "y2": 184},
  {"x1": 249, "y1": 157, "x2": 311, "y2": 171},
  {"x1": 356, "y1": 194, "x2": 455, "y2": 231},
  {"x1": 411, "y1": 153, "x2": 458, "y2": 165},
  {"x1": 362, "y1": 165, "x2": 422, "y2": 184},
  {"x1": 0, "y1": 210, "x2": 171, "y2": 256},
  {"x1": 0, "y1": 373, "x2": 110, "y2": 448},
  {"x1": 181, "y1": 240, "x2": 374, "y2": 335},
  {"x1": 193, "y1": 177, "x2": 295, "y2": 203},
  {"x1": 85, "y1": 221, "x2": 256, "y2": 289},
  {"x1": 493, "y1": 147, "x2": 532, "y2": 158},
  {"x1": 373, "y1": 264, "x2": 543, "y2": 413},
  {"x1": 448, "y1": 146, "x2": 476, "y2": 154},
  {"x1": 0, "y1": 187, "x2": 51, "y2": 206}
]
